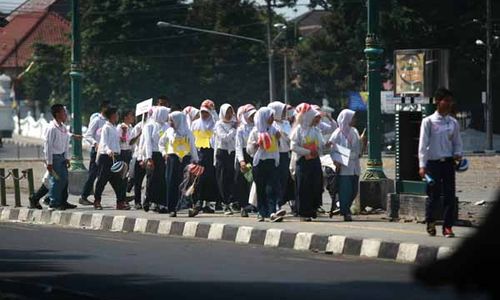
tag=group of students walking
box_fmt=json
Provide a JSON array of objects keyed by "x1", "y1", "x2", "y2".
[{"x1": 38, "y1": 96, "x2": 364, "y2": 222}]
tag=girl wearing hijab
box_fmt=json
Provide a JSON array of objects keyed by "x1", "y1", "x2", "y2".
[
  {"x1": 213, "y1": 103, "x2": 238, "y2": 215},
  {"x1": 247, "y1": 107, "x2": 286, "y2": 222},
  {"x1": 183, "y1": 106, "x2": 200, "y2": 128},
  {"x1": 190, "y1": 100, "x2": 220, "y2": 214},
  {"x1": 268, "y1": 101, "x2": 293, "y2": 210},
  {"x1": 159, "y1": 111, "x2": 199, "y2": 217},
  {"x1": 328, "y1": 109, "x2": 361, "y2": 222},
  {"x1": 235, "y1": 104, "x2": 256, "y2": 217},
  {"x1": 291, "y1": 103, "x2": 324, "y2": 221},
  {"x1": 142, "y1": 106, "x2": 170, "y2": 213}
]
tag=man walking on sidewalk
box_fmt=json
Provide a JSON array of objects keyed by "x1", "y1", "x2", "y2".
[
  {"x1": 418, "y1": 88, "x2": 463, "y2": 238},
  {"x1": 79, "y1": 101, "x2": 110, "y2": 205}
]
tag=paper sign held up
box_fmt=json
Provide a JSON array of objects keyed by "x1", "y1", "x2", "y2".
[{"x1": 135, "y1": 98, "x2": 153, "y2": 116}]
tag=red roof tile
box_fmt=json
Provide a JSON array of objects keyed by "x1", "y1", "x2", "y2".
[{"x1": 0, "y1": 10, "x2": 69, "y2": 68}]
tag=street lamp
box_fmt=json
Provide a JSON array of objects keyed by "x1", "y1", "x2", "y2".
[{"x1": 157, "y1": 21, "x2": 286, "y2": 102}]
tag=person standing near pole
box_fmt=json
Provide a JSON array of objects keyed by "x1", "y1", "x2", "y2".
[
  {"x1": 418, "y1": 88, "x2": 463, "y2": 238},
  {"x1": 80, "y1": 101, "x2": 109, "y2": 205}
]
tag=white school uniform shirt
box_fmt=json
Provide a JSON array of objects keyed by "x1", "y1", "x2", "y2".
[
  {"x1": 290, "y1": 125, "x2": 325, "y2": 160},
  {"x1": 43, "y1": 120, "x2": 70, "y2": 164},
  {"x1": 117, "y1": 123, "x2": 133, "y2": 151},
  {"x1": 273, "y1": 120, "x2": 292, "y2": 153},
  {"x1": 235, "y1": 123, "x2": 253, "y2": 163},
  {"x1": 329, "y1": 127, "x2": 361, "y2": 176},
  {"x1": 158, "y1": 128, "x2": 199, "y2": 163},
  {"x1": 98, "y1": 121, "x2": 121, "y2": 155},
  {"x1": 246, "y1": 127, "x2": 280, "y2": 167},
  {"x1": 418, "y1": 111, "x2": 463, "y2": 168},
  {"x1": 214, "y1": 121, "x2": 237, "y2": 152},
  {"x1": 142, "y1": 121, "x2": 169, "y2": 160},
  {"x1": 84, "y1": 113, "x2": 106, "y2": 147},
  {"x1": 130, "y1": 122, "x2": 145, "y2": 159}
]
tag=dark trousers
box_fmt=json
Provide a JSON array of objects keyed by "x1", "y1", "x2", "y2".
[
  {"x1": 133, "y1": 160, "x2": 146, "y2": 205},
  {"x1": 32, "y1": 184, "x2": 48, "y2": 201},
  {"x1": 234, "y1": 150, "x2": 252, "y2": 208},
  {"x1": 145, "y1": 152, "x2": 166, "y2": 205},
  {"x1": 426, "y1": 159, "x2": 457, "y2": 228},
  {"x1": 277, "y1": 152, "x2": 291, "y2": 207},
  {"x1": 295, "y1": 157, "x2": 322, "y2": 218},
  {"x1": 194, "y1": 148, "x2": 220, "y2": 206},
  {"x1": 253, "y1": 159, "x2": 279, "y2": 218},
  {"x1": 215, "y1": 149, "x2": 235, "y2": 205},
  {"x1": 121, "y1": 149, "x2": 132, "y2": 165},
  {"x1": 81, "y1": 147, "x2": 98, "y2": 198},
  {"x1": 94, "y1": 154, "x2": 124, "y2": 203},
  {"x1": 165, "y1": 154, "x2": 191, "y2": 212}
]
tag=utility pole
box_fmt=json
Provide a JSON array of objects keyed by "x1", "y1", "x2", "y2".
[
  {"x1": 486, "y1": 0, "x2": 493, "y2": 150},
  {"x1": 69, "y1": 0, "x2": 84, "y2": 170},
  {"x1": 266, "y1": 0, "x2": 276, "y2": 102}
]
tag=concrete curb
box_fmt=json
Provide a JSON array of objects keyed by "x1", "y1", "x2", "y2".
[{"x1": 0, "y1": 207, "x2": 453, "y2": 264}]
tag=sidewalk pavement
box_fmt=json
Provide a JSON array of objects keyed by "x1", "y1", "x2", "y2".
[{"x1": 0, "y1": 191, "x2": 476, "y2": 265}]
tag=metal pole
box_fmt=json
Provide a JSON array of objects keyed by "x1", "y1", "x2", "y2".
[
  {"x1": 486, "y1": 0, "x2": 493, "y2": 150},
  {"x1": 284, "y1": 51, "x2": 289, "y2": 104},
  {"x1": 26, "y1": 169, "x2": 35, "y2": 199},
  {"x1": 266, "y1": 0, "x2": 276, "y2": 102},
  {"x1": 11, "y1": 169, "x2": 21, "y2": 207},
  {"x1": 70, "y1": 0, "x2": 85, "y2": 170},
  {"x1": 0, "y1": 168, "x2": 6, "y2": 206},
  {"x1": 362, "y1": 0, "x2": 386, "y2": 180}
]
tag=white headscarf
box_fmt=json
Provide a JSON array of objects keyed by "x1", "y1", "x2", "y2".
[
  {"x1": 152, "y1": 106, "x2": 169, "y2": 124},
  {"x1": 218, "y1": 103, "x2": 233, "y2": 122},
  {"x1": 191, "y1": 105, "x2": 215, "y2": 131},
  {"x1": 268, "y1": 101, "x2": 286, "y2": 122},
  {"x1": 169, "y1": 111, "x2": 189, "y2": 137},
  {"x1": 183, "y1": 106, "x2": 200, "y2": 127},
  {"x1": 255, "y1": 107, "x2": 274, "y2": 133},
  {"x1": 300, "y1": 108, "x2": 321, "y2": 129},
  {"x1": 337, "y1": 109, "x2": 355, "y2": 140}
]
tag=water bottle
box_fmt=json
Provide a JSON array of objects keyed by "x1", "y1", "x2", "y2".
[{"x1": 423, "y1": 174, "x2": 435, "y2": 186}]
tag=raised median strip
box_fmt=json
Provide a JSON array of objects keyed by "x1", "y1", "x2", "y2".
[{"x1": 0, "y1": 207, "x2": 452, "y2": 264}]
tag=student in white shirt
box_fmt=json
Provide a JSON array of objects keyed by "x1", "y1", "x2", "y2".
[
  {"x1": 234, "y1": 104, "x2": 256, "y2": 217},
  {"x1": 418, "y1": 88, "x2": 463, "y2": 238},
  {"x1": 93, "y1": 107, "x2": 130, "y2": 210},
  {"x1": 143, "y1": 106, "x2": 170, "y2": 212},
  {"x1": 159, "y1": 111, "x2": 199, "y2": 217},
  {"x1": 80, "y1": 101, "x2": 109, "y2": 205},
  {"x1": 291, "y1": 103, "x2": 325, "y2": 222},
  {"x1": 247, "y1": 107, "x2": 285, "y2": 222},
  {"x1": 190, "y1": 100, "x2": 220, "y2": 213},
  {"x1": 268, "y1": 101, "x2": 293, "y2": 210},
  {"x1": 128, "y1": 113, "x2": 147, "y2": 209},
  {"x1": 117, "y1": 110, "x2": 135, "y2": 166},
  {"x1": 329, "y1": 109, "x2": 361, "y2": 222},
  {"x1": 44, "y1": 104, "x2": 71, "y2": 210},
  {"x1": 214, "y1": 103, "x2": 237, "y2": 215},
  {"x1": 183, "y1": 106, "x2": 200, "y2": 128}
]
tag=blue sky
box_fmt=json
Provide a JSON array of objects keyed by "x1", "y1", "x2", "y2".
[{"x1": 0, "y1": 0, "x2": 312, "y2": 19}]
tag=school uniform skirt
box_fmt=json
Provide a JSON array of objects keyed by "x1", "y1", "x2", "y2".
[
  {"x1": 295, "y1": 156, "x2": 322, "y2": 218},
  {"x1": 145, "y1": 151, "x2": 166, "y2": 206},
  {"x1": 215, "y1": 149, "x2": 235, "y2": 205},
  {"x1": 234, "y1": 150, "x2": 252, "y2": 208},
  {"x1": 277, "y1": 152, "x2": 291, "y2": 207},
  {"x1": 195, "y1": 148, "x2": 220, "y2": 204},
  {"x1": 165, "y1": 154, "x2": 191, "y2": 212},
  {"x1": 252, "y1": 159, "x2": 279, "y2": 218}
]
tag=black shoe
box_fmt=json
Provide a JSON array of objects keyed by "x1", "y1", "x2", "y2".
[
  {"x1": 427, "y1": 222, "x2": 437, "y2": 236},
  {"x1": 143, "y1": 202, "x2": 150, "y2": 212},
  {"x1": 300, "y1": 217, "x2": 312, "y2": 222},
  {"x1": 49, "y1": 205, "x2": 66, "y2": 211},
  {"x1": 79, "y1": 197, "x2": 93, "y2": 206},
  {"x1": 158, "y1": 208, "x2": 168, "y2": 214},
  {"x1": 169, "y1": 211, "x2": 177, "y2": 217},
  {"x1": 62, "y1": 202, "x2": 77, "y2": 209},
  {"x1": 202, "y1": 206, "x2": 215, "y2": 214},
  {"x1": 188, "y1": 208, "x2": 199, "y2": 217},
  {"x1": 43, "y1": 197, "x2": 50, "y2": 205},
  {"x1": 215, "y1": 202, "x2": 223, "y2": 211},
  {"x1": 29, "y1": 195, "x2": 42, "y2": 209},
  {"x1": 343, "y1": 215, "x2": 353, "y2": 222},
  {"x1": 241, "y1": 209, "x2": 249, "y2": 218}
]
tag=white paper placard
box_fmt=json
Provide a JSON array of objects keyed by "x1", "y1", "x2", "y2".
[
  {"x1": 135, "y1": 98, "x2": 153, "y2": 116},
  {"x1": 331, "y1": 144, "x2": 351, "y2": 167}
]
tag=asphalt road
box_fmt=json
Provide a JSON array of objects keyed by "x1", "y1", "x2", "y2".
[{"x1": 0, "y1": 223, "x2": 485, "y2": 300}]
